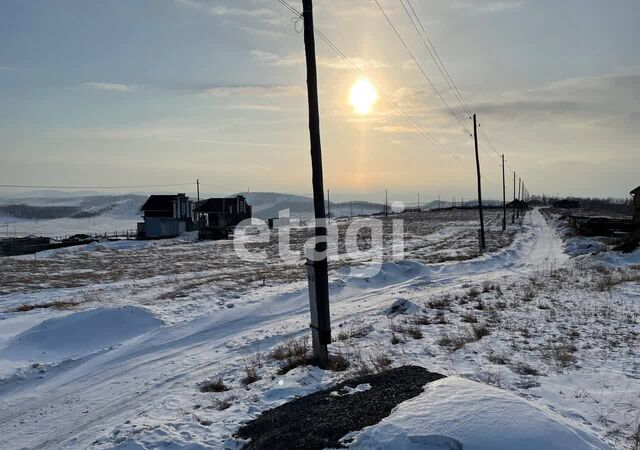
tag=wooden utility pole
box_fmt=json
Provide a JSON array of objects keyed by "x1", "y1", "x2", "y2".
[
  {"x1": 512, "y1": 171, "x2": 516, "y2": 224},
  {"x1": 302, "y1": 0, "x2": 330, "y2": 367},
  {"x1": 196, "y1": 179, "x2": 200, "y2": 204},
  {"x1": 473, "y1": 114, "x2": 486, "y2": 251},
  {"x1": 517, "y1": 177, "x2": 522, "y2": 218},
  {"x1": 501, "y1": 155, "x2": 506, "y2": 231},
  {"x1": 327, "y1": 189, "x2": 331, "y2": 220}
]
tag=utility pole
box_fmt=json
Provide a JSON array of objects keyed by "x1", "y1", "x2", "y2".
[
  {"x1": 385, "y1": 189, "x2": 388, "y2": 216},
  {"x1": 512, "y1": 171, "x2": 516, "y2": 224},
  {"x1": 501, "y1": 155, "x2": 506, "y2": 231},
  {"x1": 417, "y1": 192, "x2": 420, "y2": 211},
  {"x1": 302, "y1": 0, "x2": 330, "y2": 367},
  {"x1": 473, "y1": 114, "x2": 486, "y2": 251},
  {"x1": 196, "y1": 179, "x2": 200, "y2": 204},
  {"x1": 350, "y1": 200, "x2": 353, "y2": 217},
  {"x1": 438, "y1": 194, "x2": 440, "y2": 209},
  {"x1": 327, "y1": 189, "x2": 331, "y2": 221},
  {"x1": 517, "y1": 177, "x2": 522, "y2": 218}
]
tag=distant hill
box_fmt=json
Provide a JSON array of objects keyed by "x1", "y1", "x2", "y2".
[
  {"x1": 238, "y1": 192, "x2": 385, "y2": 219},
  {"x1": 0, "y1": 191, "x2": 503, "y2": 222},
  {"x1": 0, "y1": 194, "x2": 147, "y2": 220}
]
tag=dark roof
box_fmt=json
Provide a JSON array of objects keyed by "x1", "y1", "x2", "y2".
[
  {"x1": 140, "y1": 195, "x2": 178, "y2": 212},
  {"x1": 194, "y1": 198, "x2": 227, "y2": 213},
  {"x1": 631, "y1": 186, "x2": 640, "y2": 195},
  {"x1": 194, "y1": 196, "x2": 248, "y2": 213}
]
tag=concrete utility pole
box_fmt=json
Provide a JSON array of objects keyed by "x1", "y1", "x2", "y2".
[
  {"x1": 302, "y1": 0, "x2": 330, "y2": 366},
  {"x1": 501, "y1": 155, "x2": 506, "y2": 231},
  {"x1": 473, "y1": 114, "x2": 486, "y2": 251}
]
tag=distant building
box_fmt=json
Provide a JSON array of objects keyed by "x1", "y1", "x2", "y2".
[
  {"x1": 553, "y1": 199, "x2": 580, "y2": 209},
  {"x1": 631, "y1": 186, "x2": 640, "y2": 226},
  {"x1": 194, "y1": 195, "x2": 252, "y2": 239},
  {"x1": 138, "y1": 194, "x2": 194, "y2": 239}
]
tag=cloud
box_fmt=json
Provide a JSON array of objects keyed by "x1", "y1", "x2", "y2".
[
  {"x1": 175, "y1": 0, "x2": 285, "y2": 37},
  {"x1": 374, "y1": 125, "x2": 420, "y2": 134},
  {"x1": 203, "y1": 84, "x2": 305, "y2": 97},
  {"x1": 208, "y1": 5, "x2": 276, "y2": 18},
  {"x1": 251, "y1": 50, "x2": 302, "y2": 67},
  {"x1": 467, "y1": 73, "x2": 640, "y2": 124},
  {"x1": 451, "y1": 0, "x2": 525, "y2": 14},
  {"x1": 81, "y1": 82, "x2": 135, "y2": 92},
  {"x1": 251, "y1": 49, "x2": 389, "y2": 70},
  {"x1": 175, "y1": 0, "x2": 276, "y2": 17},
  {"x1": 229, "y1": 104, "x2": 282, "y2": 111}
]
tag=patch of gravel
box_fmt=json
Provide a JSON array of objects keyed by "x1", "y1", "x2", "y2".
[{"x1": 235, "y1": 365, "x2": 445, "y2": 450}]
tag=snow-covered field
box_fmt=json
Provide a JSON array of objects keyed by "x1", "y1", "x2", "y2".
[
  {"x1": 0, "y1": 208, "x2": 638, "y2": 449},
  {"x1": 0, "y1": 194, "x2": 144, "y2": 238}
]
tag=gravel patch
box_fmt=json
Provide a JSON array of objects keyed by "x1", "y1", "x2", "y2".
[{"x1": 236, "y1": 365, "x2": 445, "y2": 450}]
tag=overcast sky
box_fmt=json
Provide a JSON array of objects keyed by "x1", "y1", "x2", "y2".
[{"x1": 1, "y1": 0, "x2": 639, "y2": 202}]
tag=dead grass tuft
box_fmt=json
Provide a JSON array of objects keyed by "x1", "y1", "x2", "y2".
[{"x1": 199, "y1": 377, "x2": 230, "y2": 393}]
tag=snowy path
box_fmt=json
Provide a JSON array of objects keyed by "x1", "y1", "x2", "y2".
[{"x1": 0, "y1": 210, "x2": 568, "y2": 448}]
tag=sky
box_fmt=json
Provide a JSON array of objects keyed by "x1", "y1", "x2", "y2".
[{"x1": 1, "y1": 0, "x2": 639, "y2": 202}]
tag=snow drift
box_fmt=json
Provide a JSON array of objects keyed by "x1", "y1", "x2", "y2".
[
  {"x1": 0, "y1": 306, "x2": 162, "y2": 364},
  {"x1": 349, "y1": 376, "x2": 612, "y2": 450}
]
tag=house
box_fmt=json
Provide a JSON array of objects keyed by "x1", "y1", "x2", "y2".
[
  {"x1": 631, "y1": 186, "x2": 640, "y2": 226},
  {"x1": 138, "y1": 193, "x2": 194, "y2": 239},
  {"x1": 194, "y1": 195, "x2": 252, "y2": 239}
]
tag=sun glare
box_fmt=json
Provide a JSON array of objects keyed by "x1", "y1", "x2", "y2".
[{"x1": 348, "y1": 78, "x2": 379, "y2": 115}]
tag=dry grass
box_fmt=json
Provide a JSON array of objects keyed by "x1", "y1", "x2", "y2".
[
  {"x1": 199, "y1": 377, "x2": 230, "y2": 393},
  {"x1": 271, "y1": 338, "x2": 312, "y2": 375},
  {"x1": 241, "y1": 357, "x2": 261, "y2": 386},
  {"x1": 9, "y1": 300, "x2": 78, "y2": 313}
]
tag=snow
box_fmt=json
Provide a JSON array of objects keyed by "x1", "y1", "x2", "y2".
[
  {"x1": 0, "y1": 306, "x2": 162, "y2": 364},
  {"x1": 349, "y1": 376, "x2": 612, "y2": 449},
  {"x1": 0, "y1": 208, "x2": 638, "y2": 449}
]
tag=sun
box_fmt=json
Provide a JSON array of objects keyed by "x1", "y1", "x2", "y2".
[{"x1": 348, "y1": 78, "x2": 379, "y2": 115}]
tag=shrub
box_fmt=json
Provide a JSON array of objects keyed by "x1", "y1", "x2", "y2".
[
  {"x1": 487, "y1": 352, "x2": 510, "y2": 365},
  {"x1": 241, "y1": 364, "x2": 260, "y2": 386},
  {"x1": 428, "y1": 296, "x2": 451, "y2": 310},
  {"x1": 370, "y1": 353, "x2": 392, "y2": 373},
  {"x1": 405, "y1": 323, "x2": 424, "y2": 339},
  {"x1": 512, "y1": 362, "x2": 541, "y2": 376},
  {"x1": 472, "y1": 323, "x2": 491, "y2": 341},
  {"x1": 461, "y1": 313, "x2": 478, "y2": 323},
  {"x1": 327, "y1": 354, "x2": 350, "y2": 372},
  {"x1": 200, "y1": 377, "x2": 230, "y2": 393}
]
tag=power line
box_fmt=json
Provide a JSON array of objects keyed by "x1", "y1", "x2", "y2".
[
  {"x1": 373, "y1": 0, "x2": 512, "y2": 191},
  {"x1": 403, "y1": 0, "x2": 471, "y2": 116},
  {"x1": 277, "y1": 0, "x2": 473, "y2": 169},
  {"x1": 373, "y1": 0, "x2": 473, "y2": 137},
  {"x1": 278, "y1": 0, "x2": 529, "y2": 196},
  {"x1": 397, "y1": 0, "x2": 527, "y2": 188},
  {"x1": 0, "y1": 183, "x2": 194, "y2": 190}
]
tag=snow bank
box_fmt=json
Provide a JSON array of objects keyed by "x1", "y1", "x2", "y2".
[
  {"x1": 596, "y1": 247, "x2": 640, "y2": 267},
  {"x1": 349, "y1": 377, "x2": 611, "y2": 450},
  {"x1": 0, "y1": 306, "x2": 162, "y2": 364}
]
